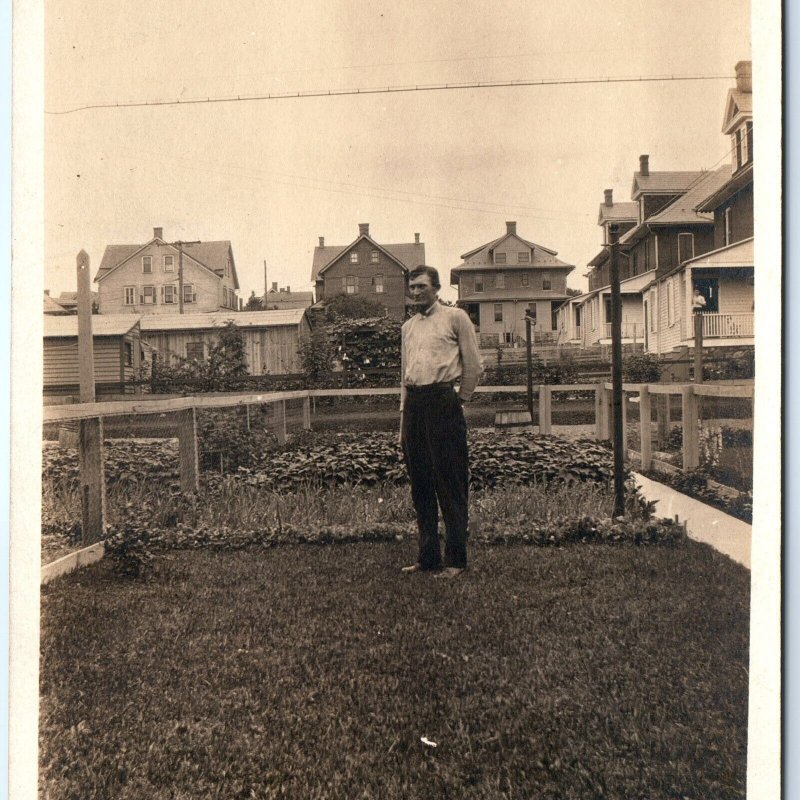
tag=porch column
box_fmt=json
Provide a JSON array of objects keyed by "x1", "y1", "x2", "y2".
[{"x1": 685, "y1": 267, "x2": 694, "y2": 341}]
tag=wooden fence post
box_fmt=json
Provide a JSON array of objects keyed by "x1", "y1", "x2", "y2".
[
  {"x1": 594, "y1": 385, "x2": 603, "y2": 440},
  {"x1": 538, "y1": 385, "x2": 551, "y2": 434},
  {"x1": 639, "y1": 385, "x2": 652, "y2": 471},
  {"x1": 681, "y1": 386, "x2": 700, "y2": 470},
  {"x1": 273, "y1": 399, "x2": 287, "y2": 444},
  {"x1": 621, "y1": 392, "x2": 628, "y2": 456},
  {"x1": 602, "y1": 386, "x2": 613, "y2": 440},
  {"x1": 79, "y1": 417, "x2": 106, "y2": 543},
  {"x1": 656, "y1": 394, "x2": 671, "y2": 448},
  {"x1": 302, "y1": 395, "x2": 311, "y2": 430},
  {"x1": 177, "y1": 407, "x2": 199, "y2": 492}
]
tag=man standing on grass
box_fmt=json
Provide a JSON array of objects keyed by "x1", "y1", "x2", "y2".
[{"x1": 399, "y1": 265, "x2": 483, "y2": 579}]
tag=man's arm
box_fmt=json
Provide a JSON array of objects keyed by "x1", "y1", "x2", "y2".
[
  {"x1": 455, "y1": 310, "x2": 483, "y2": 402},
  {"x1": 399, "y1": 325, "x2": 407, "y2": 446}
]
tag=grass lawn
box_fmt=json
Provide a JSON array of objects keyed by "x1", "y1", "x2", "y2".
[{"x1": 40, "y1": 541, "x2": 749, "y2": 799}]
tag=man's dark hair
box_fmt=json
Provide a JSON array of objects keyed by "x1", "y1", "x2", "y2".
[{"x1": 409, "y1": 264, "x2": 441, "y2": 289}]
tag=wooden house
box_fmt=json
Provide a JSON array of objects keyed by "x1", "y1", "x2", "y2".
[
  {"x1": 451, "y1": 221, "x2": 574, "y2": 346},
  {"x1": 43, "y1": 314, "x2": 144, "y2": 399},
  {"x1": 311, "y1": 224, "x2": 425, "y2": 320},
  {"x1": 139, "y1": 309, "x2": 312, "y2": 375},
  {"x1": 94, "y1": 227, "x2": 240, "y2": 315}
]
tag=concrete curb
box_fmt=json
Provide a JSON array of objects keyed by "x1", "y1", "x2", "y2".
[{"x1": 42, "y1": 542, "x2": 105, "y2": 585}]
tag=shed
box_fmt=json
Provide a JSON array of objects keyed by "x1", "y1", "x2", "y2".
[
  {"x1": 43, "y1": 314, "x2": 143, "y2": 398},
  {"x1": 139, "y1": 309, "x2": 312, "y2": 375}
]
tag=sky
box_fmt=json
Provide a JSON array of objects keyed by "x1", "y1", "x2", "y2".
[{"x1": 44, "y1": 0, "x2": 751, "y2": 302}]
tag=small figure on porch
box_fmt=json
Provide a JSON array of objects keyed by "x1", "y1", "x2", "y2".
[{"x1": 692, "y1": 286, "x2": 707, "y2": 313}]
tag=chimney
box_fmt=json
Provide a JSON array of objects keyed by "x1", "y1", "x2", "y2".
[
  {"x1": 506, "y1": 221, "x2": 517, "y2": 235},
  {"x1": 318, "y1": 236, "x2": 325, "y2": 247},
  {"x1": 286, "y1": 285, "x2": 291, "y2": 293},
  {"x1": 735, "y1": 60, "x2": 752, "y2": 93},
  {"x1": 639, "y1": 155, "x2": 649, "y2": 177},
  {"x1": 414, "y1": 232, "x2": 420, "y2": 244},
  {"x1": 153, "y1": 227, "x2": 163, "y2": 239},
  {"x1": 271, "y1": 281, "x2": 278, "y2": 292},
  {"x1": 358, "y1": 223, "x2": 369, "y2": 237},
  {"x1": 604, "y1": 189, "x2": 613, "y2": 206}
]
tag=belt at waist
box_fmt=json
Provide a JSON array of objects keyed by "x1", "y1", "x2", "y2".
[{"x1": 405, "y1": 381, "x2": 455, "y2": 392}]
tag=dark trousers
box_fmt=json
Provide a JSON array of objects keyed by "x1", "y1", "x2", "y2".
[{"x1": 402, "y1": 384, "x2": 469, "y2": 569}]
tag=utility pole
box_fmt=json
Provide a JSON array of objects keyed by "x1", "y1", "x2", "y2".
[
  {"x1": 167, "y1": 240, "x2": 201, "y2": 314},
  {"x1": 608, "y1": 224, "x2": 625, "y2": 518},
  {"x1": 525, "y1": 309, "x2": 535, "y2": 423}
]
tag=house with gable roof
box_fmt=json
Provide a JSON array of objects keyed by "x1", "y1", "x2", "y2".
[
  {"x1": 94, "y1": 227, "x2": 240, "y2": 315},
  {"x1": 311, "y1": 224, "x2": 425, "y2": 321},
  {"x1": 451, "y1": 221, "x2": 574, "y2": 346},
  {"x1": 643, "y1": 61, "x2": 754, "y2": 355},
  {"x1": 572, "y1": 155, "x2": 730, "y2": 350}
]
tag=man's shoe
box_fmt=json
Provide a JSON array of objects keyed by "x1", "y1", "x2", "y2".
[
  {"x1": 434, "y1": 567, "x2": 465, "y2": 580},
  {"x1": 401, "y1": 564, "x2": 441, "y2": 574}
]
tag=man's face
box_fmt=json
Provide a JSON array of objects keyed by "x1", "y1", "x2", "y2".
[{"x1": 409, "y1": 273, "x2": 438, "y2": 310}]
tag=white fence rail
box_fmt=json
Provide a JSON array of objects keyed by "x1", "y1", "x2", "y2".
[{"x1": 701, "y1": 313, "x2": 754, "y2": 338}]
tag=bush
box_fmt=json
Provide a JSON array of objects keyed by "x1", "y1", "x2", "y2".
[
  {"x1": 703, "y1": 348, "x2": 755, "y2": 381},
  {"x1": 621, "y1": 352, "x2": 662, "y2": 383}
]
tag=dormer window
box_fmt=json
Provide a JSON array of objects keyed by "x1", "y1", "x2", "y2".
[
  {"x1": 225, "y1": 258, "x2": 231, "y2": 277},
  {"x1": 734, "y1": 129, "x2": 743, "y2": 169},
  {"x1": 495, "y1": 252, "x2": 507, "y2": 264},
  {"x1": 518, "y1": 252, "x2": 530, "y2": 263}
]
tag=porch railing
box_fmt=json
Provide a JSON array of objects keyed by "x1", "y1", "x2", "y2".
[
  {"x1": 701, "y1": 312, "x2": 754, "y2": 338},
  {"x1": 603, "y1": 322, "x2": 644, "y2": 340}
]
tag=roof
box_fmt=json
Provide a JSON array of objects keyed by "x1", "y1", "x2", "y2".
[
  {"x1": 723, "y1": 89, "x2": 753, "y2": 133},
  {"x1": 96, "y1": 238, "x2": 240, "y2": 290},
  {"x1": 459, "y1": 232, "x2": 558, "y2": 261},
  {"x1": 43, "y1": 294, "x2": 69, "y2": 314},
  {"x1": 618, "y1": 167, "x2": 731, "y2": 247},
  {"x1": 264, "y1": 291, "x2": 314, "y2": 306},
  {"x1": 683, "y1": 237, "x2": 753, "y2": 269},
  {"x1": 695, "y1": 162, "x2": 753, "y2": 212},
  {"x1": 139, "y1": 309, "x2": 307, "y2": 332},
  {"x1": 597, "y1": 202, "x2": 638, "y2": 225},
  {"x1": 311, "y1": 237, "x2": 425, "y2": 282},
  {"x1": 44, "y1": 314, "x2": 140, "y2": 338},
  {"x1": 631, "y1": 170, "x2": 705, "y2": 199},
  {"x1": 456, "y1": 289, "x2": 570, "y2": 303}
]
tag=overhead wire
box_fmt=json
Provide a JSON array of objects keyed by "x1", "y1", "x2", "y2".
[{"x1": 46, "y1": 72, "x2": 734, "y2": 115}]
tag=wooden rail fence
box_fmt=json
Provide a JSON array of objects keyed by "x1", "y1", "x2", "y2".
[{"x1": 44, "y1": 381, "x2": 753, "y2": 544}]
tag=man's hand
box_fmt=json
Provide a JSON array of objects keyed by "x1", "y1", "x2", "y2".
[{"x1": 398, "y1": 412, "x2": 405, "y2": 448}]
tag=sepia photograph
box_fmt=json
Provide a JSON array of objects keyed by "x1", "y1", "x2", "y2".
[{"x1": 10, "y1": 1, "x2": 782, "y2": 797}]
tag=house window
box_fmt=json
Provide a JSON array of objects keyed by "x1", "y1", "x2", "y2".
[
  {"x1": 542, "y1": 274, "x2": 551, "y2": 291},
  {"x1": 345, "y1": 275, "x2": 358, "y2": 295},
  {"x1": 183, "y1": 284, "x2": 196, "y2": 304},
  {"x1": 632, "y1": 251, "x2": 639, "y2": 276},
  {"x1": 724, "y1": 208, "x2": 732, "y2": 245},
  {"x1": 124, "y1": 341, "x2": 134, "y2": 367},
  {"x1": 163, "y1": 255, "x2": 174, "y2": 272},
  {"x1": 225, "y1": 258, "x2": 231, "y2": 277},
  {"x1": 186, "y1": 342, "x2": 205, "y2": 361},
  {"x1": 678, "y1": 233, "x2": 695, "y2": 264},
  {"x1": 734, "y1": 128, "x2": 743, "y2": 169},
  {"x1": 373, "y1": 274, "x2": 384, "y2": 293},
  {"x1": 496, "y1": 273, "x2": 505, "y2": 289},
  {"x1": 349, "y1": 252, "x2": 359, "y2": 264},
  {"x1": 141, "y1": 285, "x2": 156, "y2": 304},
  {"x1": 370, "y1": 250, "x2": 379, "y2": 264},
  {"x1": 474, "y1": 274, "x2": 484, "y2": 292},
  {"x1": 649, "y1": 291, "x2": 657, "y2": 331},
  {"x1": 521, "y1": 272, "x2": 529, "y2": 286},
  {"x1": 494, "y1": 304, "x2": 503, "y2": 323},
  {"x1": 163, "y1": 285, "x2": 177, "y2": 304},
  {"x1": 604, "y1": 296, "x2": 612, "y2": 323},
  {"x1": 667, "y1": 278, "x2": 674, "y2": 326},
  {"x1": 495, "y1": 252, "x2": 507, "y2": 264},
  {"x1": 746, "y1": 121, "x2": 753, "y2": 164},
  {"x1": 518, "y1": 252, "x2": 530, "y2": 263},
  {"x1": 124, "y1": 286, "x2": 136, "y2": 306},
  {"x1": 142, "y1": 256, "x2": 152, "y2": 274}
]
